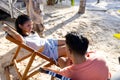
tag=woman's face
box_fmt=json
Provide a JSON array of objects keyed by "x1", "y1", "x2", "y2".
[{"x1": 19, "y1": 20, "x2": 33, "y2": 34}]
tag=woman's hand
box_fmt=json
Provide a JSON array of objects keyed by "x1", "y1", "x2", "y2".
[{"x1": 58, "y1": 57, "x2": 72, "y2": 68}]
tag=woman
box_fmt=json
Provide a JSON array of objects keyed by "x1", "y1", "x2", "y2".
[{"x1": 3, "y1": 14, "x2": 67, "y2": 63}]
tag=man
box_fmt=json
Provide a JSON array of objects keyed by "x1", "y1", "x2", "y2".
[{"x1": 44, "y1": 32, "x2": 110, "y2": 80}]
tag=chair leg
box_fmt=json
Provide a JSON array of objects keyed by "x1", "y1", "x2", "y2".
[{"x1": 10, "y1": 46, "x2": 21, "y2": 65}]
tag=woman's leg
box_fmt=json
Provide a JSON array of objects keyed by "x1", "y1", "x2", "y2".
[
  {"x1": 58, "y1": 46, "x2": 67, "y2": 57},
  {"x1": 58, "y1": 40, "x2": 65, "y2": 46},
  {"x1": 57, "y1": 46, "x2": 72, "y2": 68}
]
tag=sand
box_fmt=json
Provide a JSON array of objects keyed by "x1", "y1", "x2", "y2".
[{"x1": 0, "y1": 1, "x2": 120, "y2": 80}]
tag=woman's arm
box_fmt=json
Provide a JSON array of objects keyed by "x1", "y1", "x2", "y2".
[
  {"x1": 58, "y1": 57, "x2": 72, "y2": 68},
  {"x1": 2, "y1": 26, "x2": 24, "y2": 43}
]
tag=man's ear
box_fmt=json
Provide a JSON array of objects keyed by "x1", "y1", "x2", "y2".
[
  {"x1": 69, "y1": 48, "x2": 72, "y2": 54},
  {"x1": 68, "y1": 49, "x2": 73, "y2": 60},
  {"x1": 19, "y1": 24, "x2": 22, "y2": 29}
]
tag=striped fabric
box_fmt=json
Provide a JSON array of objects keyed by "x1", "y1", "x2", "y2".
[{"x1": 39, "y1": 68, "x2": 71, "y2": 80}]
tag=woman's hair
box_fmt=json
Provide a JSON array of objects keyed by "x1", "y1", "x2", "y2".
[
  {"x1": 15, "y1": 14, "x2": 31, "y2": 36},
  {"x1": 65, "y1": 32, "x2": 89, "y2": 56}
]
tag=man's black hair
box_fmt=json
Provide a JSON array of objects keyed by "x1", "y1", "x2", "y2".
[{"x1": 65, "y1": 32, "x2": 89, "y2": 56}]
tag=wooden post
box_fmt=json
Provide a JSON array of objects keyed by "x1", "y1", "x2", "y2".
[
  {"x1": 47, "y1": 0, "x2": 55, "y2": 5},
  {"x1": 78, "y1": 0, "x2": 86, "y2": 14},
  {"x1": 8, "y1": 0, "x2": 14, "y2": 18},
  {"x1": 4, "y1": 66, "x2": 11, "y2": 80},
  {"x1": 96, "y1": 0, "x2": 100, "y2": 3}
]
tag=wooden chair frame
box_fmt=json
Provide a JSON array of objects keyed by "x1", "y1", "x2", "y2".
[{"x1": 3, "y1": 22, "x2": 57, "y2": 80}]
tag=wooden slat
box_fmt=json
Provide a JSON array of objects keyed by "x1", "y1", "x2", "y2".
[
  {"x1": 26, "y1": 69, "x2": 39, "y2": 79},
  {"x1": 6, "y1": 35, "x2": 35, "y2": 52},
  {"x1": 21, "y1": 52, "x2": 36, "y2": 80},
  {"x1": 11, "y1": 46, "x2": 21, "y2": 62},
  {"x1": 44, "y1": 62, "x2": 54, "y2": 67},
  {"x1": 16, "y1": 54, "x2": 31, "y2": 63},
  {"x1": 35, "y1": 52, "x2": 56, "y2": 65},
  {"x1": 26, "y1": 62, "x2": 52, "y2": 79}
]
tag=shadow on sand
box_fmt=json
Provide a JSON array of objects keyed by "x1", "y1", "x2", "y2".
[{"x1": 44, "y1": 13, "x2": 82, "y2": 36}]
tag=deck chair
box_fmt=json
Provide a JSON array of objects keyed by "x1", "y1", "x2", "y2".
[
  {"x1": 39, "y1": 67, "x2": 71, "y2": 80},
  {"x1": 2, "y1": 22, "x2": 58, "y2": 80}
]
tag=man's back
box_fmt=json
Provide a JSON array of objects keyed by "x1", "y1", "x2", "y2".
[{"x1": 59, "y1": 52, "x2": 109, "y2": 80}]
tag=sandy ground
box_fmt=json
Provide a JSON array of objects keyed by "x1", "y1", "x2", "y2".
[{"x1": 0, "y1": 1, "x2": 120, "y2": 80}]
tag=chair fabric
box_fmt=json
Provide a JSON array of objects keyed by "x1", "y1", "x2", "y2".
[{"x1": 39, "y1": 67, "x2": 72, "y2": 80}]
